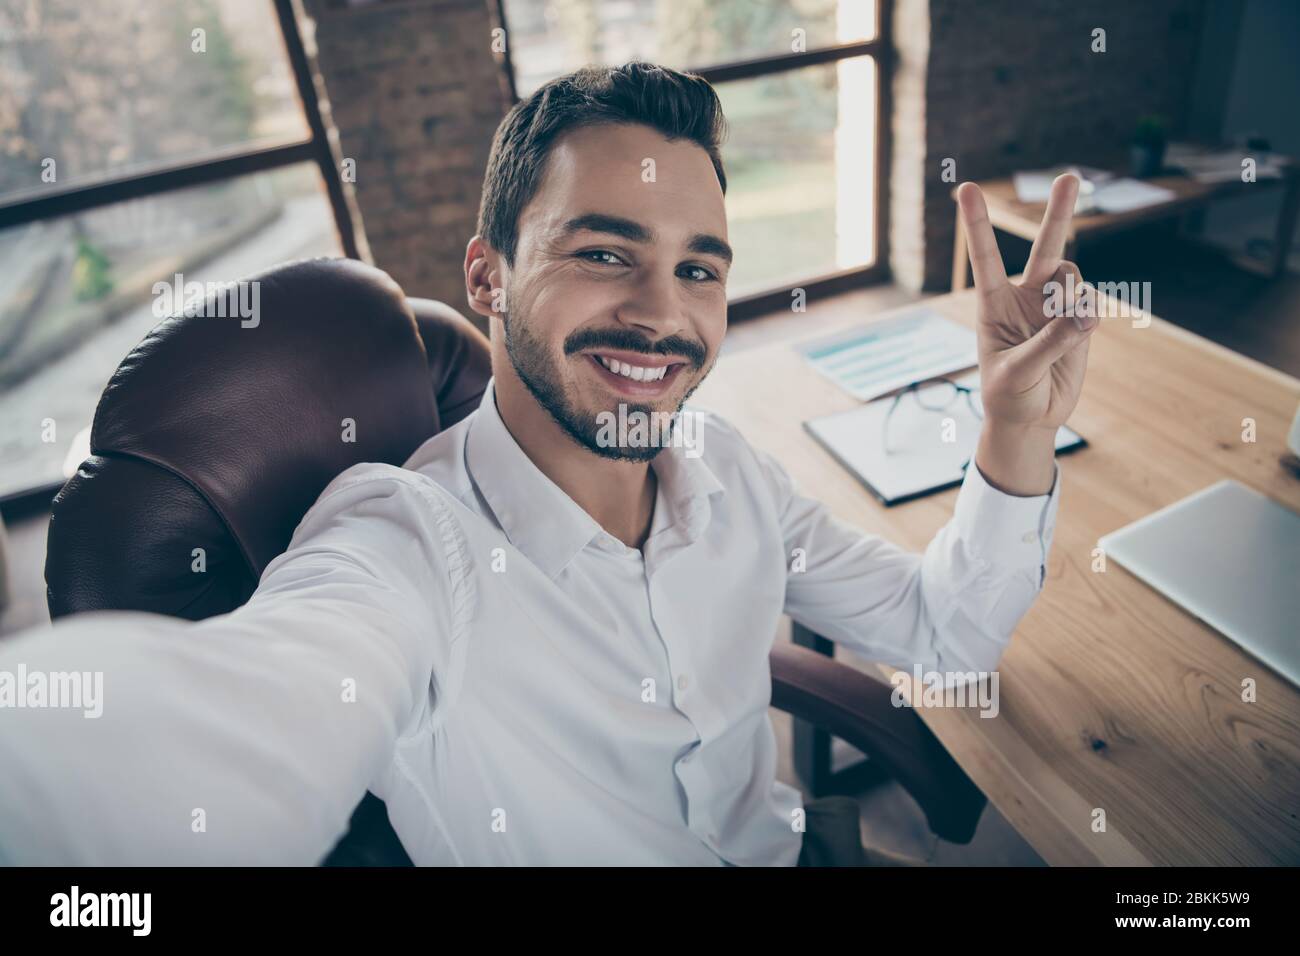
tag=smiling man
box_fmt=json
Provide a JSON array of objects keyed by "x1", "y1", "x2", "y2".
[
  {"x1": 469, "y1": 111, "x2": 730, "y2": 549},
  {"x1": 0, "y1": 62, "x2": 1097, "y2": 866}
]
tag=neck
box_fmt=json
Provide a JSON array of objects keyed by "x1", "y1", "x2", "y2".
[{"x1": 493, "y1": 370, "x2": 657, "y2": 550}]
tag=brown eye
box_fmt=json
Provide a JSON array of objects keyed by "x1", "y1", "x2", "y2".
[
  {"x1": 679, "y1": 264, "x2": 717, "y2": 282},
  {"x1": 579, "y1": 250, "x2": 624, "y2": 266}
]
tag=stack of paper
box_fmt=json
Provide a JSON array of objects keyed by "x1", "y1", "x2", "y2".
[
  {"x1": 1165, "y1": 142, "x2": 1285, "y2": 183},
  {"x1": 1014, "y1": 165, "x2": 1113, "y2": 204},
  {"x1": 1090, "y1": 178, "x2": 1176, "y2": 213},
  {"x1": 1014, "y1": 165, "x2": 1176, "y2": 214},
  {"x1": 795, "y1": 307, "x2": 978, "y2": 403}
]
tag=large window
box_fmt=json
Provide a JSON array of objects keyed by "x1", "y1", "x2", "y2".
[
  {"x1": 498, "y1": 0, "x2": 888, "y2": 311},
  {"x1": 0, "y1": 0, "x2": 354, "y2": 501}
]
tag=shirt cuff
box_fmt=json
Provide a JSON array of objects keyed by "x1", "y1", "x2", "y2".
[{"x1": 952, "y1": 456, "x2": 1062, "y2": 586}]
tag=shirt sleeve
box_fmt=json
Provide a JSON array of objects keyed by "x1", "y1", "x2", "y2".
[
  {"x1": 761, "y1": 448, "x2": 1061, "y2": 676},
  {"x1": 0, "y1": 465, "x2": 471, "y2": 865}
]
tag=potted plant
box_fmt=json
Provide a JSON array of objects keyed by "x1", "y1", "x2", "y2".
[{"x1": 1130, "y1": 115, "x2": 1168, "y2": 178}]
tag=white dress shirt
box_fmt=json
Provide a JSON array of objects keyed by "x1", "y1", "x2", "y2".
[{"x1": 0, "y1": 380, "x2": 1059, "y2": 865}]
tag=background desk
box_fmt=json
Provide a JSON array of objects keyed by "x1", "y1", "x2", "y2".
[
  {"x1": 951, "y1": 165, "x2": 1300, "y2": 290},
  {"x1": 697, "y1": 289, "x2": 1300, "y2": 865}
]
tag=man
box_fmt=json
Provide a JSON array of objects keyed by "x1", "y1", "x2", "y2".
[{"x1": 0, "y1": 63, "x2": 1094, "y2": 865}]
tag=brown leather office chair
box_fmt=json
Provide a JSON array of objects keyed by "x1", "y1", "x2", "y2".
[{"x1": 44, "y1": 257, "x2": 985, "y2": 864}]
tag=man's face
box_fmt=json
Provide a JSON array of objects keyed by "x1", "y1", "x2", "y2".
[{"x1": 489, "y1": 122, "x2": 730, "y2": 460}]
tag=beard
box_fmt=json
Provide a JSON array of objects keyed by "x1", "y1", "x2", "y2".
[{"x1": 501, "y1": 300, "x2": 710, "y2": 462}]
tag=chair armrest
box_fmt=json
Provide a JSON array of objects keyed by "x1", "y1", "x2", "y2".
[{"x1": 769, "y1": 641, "x2": 986, "y2": 844}]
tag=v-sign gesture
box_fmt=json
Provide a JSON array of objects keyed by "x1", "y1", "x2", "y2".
[{"x1": 958, "y1": 173, "x2": 1098, "y2": 496}]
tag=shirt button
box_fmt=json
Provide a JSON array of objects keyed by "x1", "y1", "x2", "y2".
[
  {"x1": 677, "y1": 674, "x2": 689, "y2": 692},
  {"x1": 1021, "y1": 530, "x2": 1037, "y2": 543}
]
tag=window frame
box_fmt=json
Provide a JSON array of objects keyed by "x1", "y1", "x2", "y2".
[
  {"x1": 491, "y1": 0, "x2": 894, "y2": 321},
  {"x1": 0, "y1": 0, "x2": 358, "y2": 509},
  {"x1": 0, "y1": 0, "x2": 357, "y2": 245}
]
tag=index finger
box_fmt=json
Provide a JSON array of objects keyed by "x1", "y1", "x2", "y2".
[
  {"x1": 1024, "y1": 173, "x2": 1080, "y2": 284},
  {"x1": 956, "y1": 182, "x2": 1008, "y2": 292}
]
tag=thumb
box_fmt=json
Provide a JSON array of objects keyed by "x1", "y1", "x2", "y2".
[
  {"x1": 1016, "y1": 312, "x2": 1092, "y2": 370},
  {"x1": 1016, "y1": 261, "x2": 1097, "y2": 372},
  {"x1": 1015, "y1": 316, "x2": 1096, "y2": 384}
]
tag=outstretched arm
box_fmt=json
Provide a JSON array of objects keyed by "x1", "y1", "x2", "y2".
[{"x1": 0, "y1": 466, "x2": 468, "y2": 865}]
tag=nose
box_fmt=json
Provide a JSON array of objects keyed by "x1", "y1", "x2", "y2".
[{"x1": 614, "y1": 266, "x2": 687, "y2": 341}]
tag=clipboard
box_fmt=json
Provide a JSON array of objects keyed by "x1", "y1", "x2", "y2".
[{"x1": 803, "y1": 371, "x2": 1087, "y2": 506}]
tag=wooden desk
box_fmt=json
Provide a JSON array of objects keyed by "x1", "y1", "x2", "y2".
[
  {"x1": 697, "y1": 291, "x2": 1300, "y2": 865},
  {"x1": 951, "y1": 166, "x2": 1300, "y2": 290}
]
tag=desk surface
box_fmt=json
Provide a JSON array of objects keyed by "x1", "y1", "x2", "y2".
[{"x1": 697, "y1": 290, "x2": 1300, "y2": 865}]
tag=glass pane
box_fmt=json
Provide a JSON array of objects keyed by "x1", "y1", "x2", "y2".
[
  {"x1": 0, "y1": 0, "x2": 309, "y2": 199},
  {"x1": 0, "y1": 163, "x2": 341, "y2": 499},
  {"x1": 506, "y1": 0, "x2": 876, "y2": 97},
  {"x1": 719, "y1": 56, "x2": 876, "y2": 298}
]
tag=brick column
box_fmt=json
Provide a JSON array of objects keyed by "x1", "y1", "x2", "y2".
[{"x1": 296, "y1": 0, "x2": 513, "y2": 310}]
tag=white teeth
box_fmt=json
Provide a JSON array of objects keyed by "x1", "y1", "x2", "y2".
[{"x1": 596, "y1": 356, "x2": 668, "y2": 382}]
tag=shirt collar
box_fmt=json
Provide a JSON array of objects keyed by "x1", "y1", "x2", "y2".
[
  {"x1": 465, "y1": 379, "x2": 725, "y2": 579},
  {"x1": 644, "y1": 407, "x2": 726, "y2": 546}
]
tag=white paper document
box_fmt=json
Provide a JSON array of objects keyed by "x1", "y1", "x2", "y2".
[
  {"x1": 804, "y1": 370, "x2": 1085, "y2": 505},
  {"x1": 1089, "y1": 178, "x2": 1176, "y2": 213},
  {"x1": 796, "y1": 307, "x2": 978, "y2": 403},
  {"x1": 1013, "y1": 168, "x2": 1176, "y2": 214},
  {"x1": 1014, "y1": 165, "x2": 1113, "y2": 203}
]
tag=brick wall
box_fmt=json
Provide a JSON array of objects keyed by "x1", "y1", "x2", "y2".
[
  {"x1": 296, "y1": 0, "x2": 513, "y2": 311},
  {"x1": 891, "y1": 0, "x2": 1205, "y2": 291}
]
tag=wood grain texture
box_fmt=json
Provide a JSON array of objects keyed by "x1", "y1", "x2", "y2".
[{"x1": 698, "y1": 288, "x2": 1300, "y2": 865}]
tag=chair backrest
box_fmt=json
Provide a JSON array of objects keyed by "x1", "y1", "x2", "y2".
[{"x1": 45, "y1": 256, "x2": 492, "y2": 622}]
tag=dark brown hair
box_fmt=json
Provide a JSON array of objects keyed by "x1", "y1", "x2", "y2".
[{"x1": 476, "y1": 61, "x2": 728, "y2": 266}]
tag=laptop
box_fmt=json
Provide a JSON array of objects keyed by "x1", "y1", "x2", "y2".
[{"x1": 1098, "y1": 480, "x2": 1300, "y2": 688}]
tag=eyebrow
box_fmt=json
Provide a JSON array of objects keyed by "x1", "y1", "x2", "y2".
[{"x1": 560, "y1": 213, "x2": 733, "y2": 266}]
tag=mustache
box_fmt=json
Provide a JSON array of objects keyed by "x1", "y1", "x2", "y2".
[{"x1": 563, "y1": 327, "x2": 708, "y2": 369}]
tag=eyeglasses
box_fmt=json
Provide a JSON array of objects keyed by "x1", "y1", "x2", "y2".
[{"x1": 882, "y1": 377, "x2": 983, "y2": 455}]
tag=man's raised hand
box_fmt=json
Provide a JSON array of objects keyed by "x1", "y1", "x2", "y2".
[{"x1": 956, "y1": 173, "x2": 1097, "y2": 431}]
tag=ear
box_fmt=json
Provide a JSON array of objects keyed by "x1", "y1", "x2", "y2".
[{"x1": 464, "y1": 235, "x2": 506, "y2": 322}]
